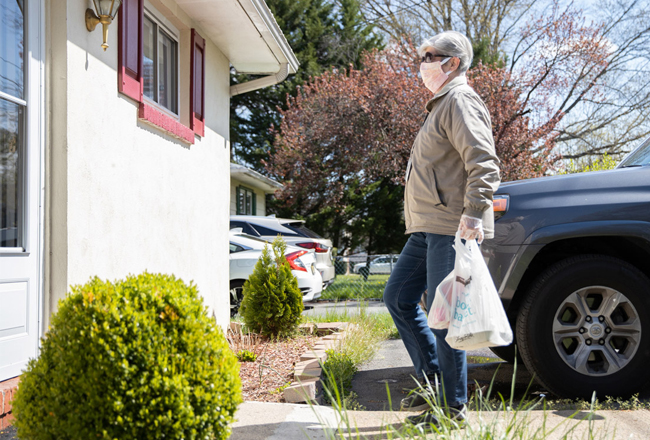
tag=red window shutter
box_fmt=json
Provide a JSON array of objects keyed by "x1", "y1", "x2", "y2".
[
  {"x1": 190, "y1": 29, "x2": 206, "y2": 137},
  {"x1": 118, "y1": 0, "x2": 143, "y2": 101}
]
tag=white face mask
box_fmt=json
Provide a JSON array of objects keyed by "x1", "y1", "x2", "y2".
[{"x1": 420, "y1": 57, "x2": 451, "y2": 94}]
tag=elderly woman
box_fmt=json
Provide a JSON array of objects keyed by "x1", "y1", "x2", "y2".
[{"x1": 383, "y1": 31, "x2": 500, "y2": 427}]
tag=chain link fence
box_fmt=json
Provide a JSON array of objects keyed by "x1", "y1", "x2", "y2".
[{"x1": 320, "y1": 254, "x2": 400, "y2": 301}]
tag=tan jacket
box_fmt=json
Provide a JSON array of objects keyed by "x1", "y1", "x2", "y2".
[{"x1": 404, "y1": 76, "x2": 500, "y2": 238}]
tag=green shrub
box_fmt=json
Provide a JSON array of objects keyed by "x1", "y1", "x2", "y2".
[
  {"x1": 13, "y1": 273, "x2": 242, "y2": 440},
  {"x1": 237, "y1": 349, "x2": 258, "y2": 362},
  {"x1": 321, "y1": 349, "x2": 358, "y2": 403},
  {"x1": 240, "y1": 236, "x2": 304, "y2": 337}
]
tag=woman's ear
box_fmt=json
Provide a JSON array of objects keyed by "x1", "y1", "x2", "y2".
[{"x1": 443, "y1": 57, "x2": 459, "y2": 73}]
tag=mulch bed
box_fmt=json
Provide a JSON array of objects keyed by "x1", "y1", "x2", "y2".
[{"x1": 229, "y1": 331, "x2": 318, "y2": 403}]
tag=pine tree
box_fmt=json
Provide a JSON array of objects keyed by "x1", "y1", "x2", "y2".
[
  {"x1": 230, "y1": 0, "x2": 383, "y2": 172},
  {"x1": 240, "y1": 236, "x2": 303, "y2": 337}
]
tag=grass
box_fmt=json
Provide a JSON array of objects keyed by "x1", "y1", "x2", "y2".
[
  {"x1": 304, "y1": 302, "x2": 400, "y2": 343},
  {"x1": 321, "y1": 274, "x2": 389, "y2": 301},
  {"x1": 316, "y1": 361, "x2": 615, "y2": 440}
]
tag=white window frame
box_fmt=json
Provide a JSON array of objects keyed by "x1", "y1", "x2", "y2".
[{"x1": 142, "y1": 1, "x2": 180, "y2": 119}]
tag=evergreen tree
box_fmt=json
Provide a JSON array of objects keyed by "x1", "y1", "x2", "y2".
[
  {"x1": 230, "y1": 0, "x2": 383, "y2": 172},
  {"x1": 239, "y1": 236, "x2": 303, "y2": 337}
]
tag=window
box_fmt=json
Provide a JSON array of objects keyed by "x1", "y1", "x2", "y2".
[
  {"x1": 0, "y1": 0, "x2": 25, "y2": 248},
  {"x1": 229, "y1": 243, "x2": 245, "y2": 253},
  {"x1": 118, "y1": 0, "x2": 205, "y2": 142},
  {"x1": 248, "y1": 223, "x2": 300, "y2": 237},
  {"x1": 230, "y1": 221, "x2": 259, "y2": 236},
  {"x1": 143, "y1": 12, "x2": 178, "y2": 114},
  {"x1": 236, "y1": 186, "x2": 256, "y2": 215},
  {"x1": 284, "y1": 222, "x2": 323, "y2": 238}
]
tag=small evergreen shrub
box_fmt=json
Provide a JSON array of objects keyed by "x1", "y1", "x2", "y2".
[
  {"x1": 237, "y1": 349, "x2": 258, "y2": 362},
  {"x1": 13, "y1": 273, "x2": 242, "y2": 440},
  {"x1": 240, "y1": 236, "x2": 304, "y2": 337}
]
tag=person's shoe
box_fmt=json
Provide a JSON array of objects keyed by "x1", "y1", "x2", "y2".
[
  {"x1": 400, "y1": 392, "x2": 432, "y2": 411},
  {"x1": 400, "y1": 374, "x2": 439, "y2": 411},
  {"x1": 406, "y1": 404, "x2": 467, "y2": 429}
]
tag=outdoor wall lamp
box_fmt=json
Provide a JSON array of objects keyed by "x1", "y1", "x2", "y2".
[{"x1": 85, "y1": 0, "x2": 123, "y2": 51}]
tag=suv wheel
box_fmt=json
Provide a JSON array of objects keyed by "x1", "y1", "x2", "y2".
[
  {"x1": 230, "y1": 280, "x2": 245, "y2": 317},
  {"x1": 517, "y1": 255, "x2": 650, "y2": 398}
]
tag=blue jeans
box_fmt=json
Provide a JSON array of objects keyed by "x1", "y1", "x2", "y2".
[{"x1": 383, "y1": 232, "x2": 467, "y2": 407}]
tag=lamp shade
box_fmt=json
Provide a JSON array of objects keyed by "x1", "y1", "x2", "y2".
[{"x1": 93, "y1": 0, "x2": 123, "y2": 19}]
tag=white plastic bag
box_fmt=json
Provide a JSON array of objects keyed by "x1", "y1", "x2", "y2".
[
  {"x1": 428, "y1": 233, "x2": 473, "y2": 330},
  {"x1": 428, "y1": 270, "x2": 455, "y2": 330},
  {"x1": 443, "y1": 233, "x2": 513, "y2": 350}
]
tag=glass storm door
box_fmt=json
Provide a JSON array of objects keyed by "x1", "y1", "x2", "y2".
[{"x1": 0, "y1": 0, "x2": 42, "y2": 381}]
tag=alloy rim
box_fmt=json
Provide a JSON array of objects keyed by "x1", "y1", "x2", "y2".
[{"x1": 553, "y1": 286, "x2": 641, "y2": 376}]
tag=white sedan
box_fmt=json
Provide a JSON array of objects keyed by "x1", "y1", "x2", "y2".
[
  {"x1": 229, "y1": 231, "x2": 323, "y2": 316},
  {"x1": 354, "y1": 255, "x2": 399, "y2": 275}
]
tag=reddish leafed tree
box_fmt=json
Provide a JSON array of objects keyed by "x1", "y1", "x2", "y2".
[{"x1": 267, "y1": 46, "x2": 425, "y2": 213}]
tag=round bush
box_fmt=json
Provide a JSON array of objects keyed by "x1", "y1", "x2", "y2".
[{"x1": 13, "y1": 273, "x2": 242, "y2": 440}]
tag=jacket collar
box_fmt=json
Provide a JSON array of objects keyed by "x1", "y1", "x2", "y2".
[{"x1": 425, "y1": 75, "x2": 467, "y2": 112}]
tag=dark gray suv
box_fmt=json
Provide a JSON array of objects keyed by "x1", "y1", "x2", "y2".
[{"x1": 483, "y1": 137, "x2": 650, "y2": 398}]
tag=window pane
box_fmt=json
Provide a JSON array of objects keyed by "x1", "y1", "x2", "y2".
[
  {"x1": 158, "y1": 30, "x2": 177, "y2": 113},
  {"x1": 142, "y1": 16, "x2": 155, "y2": 101},
  {"x1": 245, "y1": 191, "x2": 252, "y2": 215},
  {"x1": 0, "y1": 0, "x2": 24, "y2": 99},
  {"x1": 230, "y1": 221, "x2": 259, "y2": 236},
  {"x1": 0, "y1": 99, "x2": 23, "y2": 247}
]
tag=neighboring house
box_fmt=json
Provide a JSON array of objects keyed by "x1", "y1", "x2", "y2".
[
  {"x1": 230, "y1": 163, "x2": 283, "y2": 216},
  {"x1": 0, "y1": 0, "x2": 298, "y2": 389}
]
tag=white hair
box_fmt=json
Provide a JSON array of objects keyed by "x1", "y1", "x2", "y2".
[{"x1": 418, "y1": 31, "x2": 474, "y2": 73}]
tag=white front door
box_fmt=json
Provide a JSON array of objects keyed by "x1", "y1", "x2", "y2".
[{"x1": 0, "y1": 0, "x2": 43, "y2": 381}]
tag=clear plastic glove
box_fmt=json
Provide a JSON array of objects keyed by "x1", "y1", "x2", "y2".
[{"x1": 458, "y1": 214, "x2": 484, "y2": 244}]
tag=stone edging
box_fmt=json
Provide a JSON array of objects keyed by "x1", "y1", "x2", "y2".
[{"x1": 282, "y1": 322, "x2": 352, "y2": 403}]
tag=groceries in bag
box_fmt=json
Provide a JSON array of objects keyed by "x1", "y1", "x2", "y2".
[{"x1": 437, "y1": 233, "x2": 513, "y2": 350}]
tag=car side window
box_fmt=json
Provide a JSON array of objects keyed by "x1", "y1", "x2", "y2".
[
  {"x1": 230, "y1": 221, "x2": 259, "y2": 236},
  {"x1": 229, "y1": 243, "x2": 245, "y2": 253}
]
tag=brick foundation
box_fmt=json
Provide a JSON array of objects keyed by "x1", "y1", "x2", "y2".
[{"x1": 0, "y1": 377, "x2": 19, "y2": 429}]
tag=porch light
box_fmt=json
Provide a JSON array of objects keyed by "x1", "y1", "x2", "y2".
[{"x1": 85, "y1": 0, "x2": 123, "y2": 51}]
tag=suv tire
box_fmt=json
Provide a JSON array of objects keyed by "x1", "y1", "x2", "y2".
[{"x1": 517, "y1": 254, "x2": 650, "y2": 398}]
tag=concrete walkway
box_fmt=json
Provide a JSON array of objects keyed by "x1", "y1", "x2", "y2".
[
  {"x1": 230, "y1": 338, "x2": 650, "y2": 440},
  {"x1": 230, "y1": 401, "x2": 650, "y2": 440}
]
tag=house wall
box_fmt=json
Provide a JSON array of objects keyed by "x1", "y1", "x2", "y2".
[
  {"x1": 230, "y1": 178, "x2": 267, "y2": 216},
  {"x1": 45, "y1": 0, "x2": 231, "y2": 329}
]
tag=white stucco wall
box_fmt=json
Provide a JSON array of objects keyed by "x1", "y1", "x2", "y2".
[{"x1": 47, "y1": 0, "x2": 231, "y2": 329}]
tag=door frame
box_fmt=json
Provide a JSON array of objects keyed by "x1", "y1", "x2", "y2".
[{"x1": 0, "y1": 0, "x2": 46, "y2": 381}]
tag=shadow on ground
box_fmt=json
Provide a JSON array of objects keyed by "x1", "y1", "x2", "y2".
[{"x1": 351, "y1": 339, "x2": 538, "y2": 412}]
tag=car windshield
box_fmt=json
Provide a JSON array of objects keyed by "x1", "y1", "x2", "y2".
[{"x1": 618, "y1": 137, "x2": 650, "y2": 168}]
